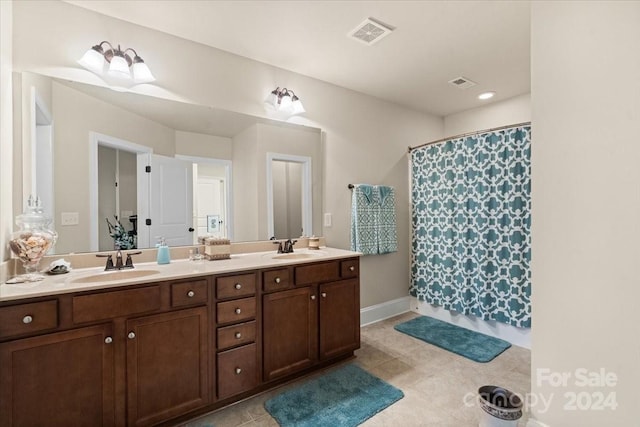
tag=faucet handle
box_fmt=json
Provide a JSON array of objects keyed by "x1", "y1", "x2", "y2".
[
  {"x1": 96, "y1": 253, "x2": 114, "y2": 270},
  {"x1": 124, "y1": 251, "x2": 142, "y2": 268},
  {"x1": 273, "y1": 240, "x2": 284, "y2": 253}
]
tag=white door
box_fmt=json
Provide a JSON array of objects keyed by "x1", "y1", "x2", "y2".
[
  {"x1": 147, "y1": 155, "x2": 194, "y2": 247},
  {"x1": 196, "y1": 177, "x2": 226, "y2": 238}
]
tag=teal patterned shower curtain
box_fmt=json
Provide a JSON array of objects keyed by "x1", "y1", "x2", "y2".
[{"x1": 409, "y1": 126, "x2": 531, "y2": 328}]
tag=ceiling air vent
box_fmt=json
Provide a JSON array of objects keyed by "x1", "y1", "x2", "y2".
[
  {"x1": 348, "y1": 18, "x2": 394, "y2": 46},
  {"x1": 448, "y1": 76, "x2": 477, "y2": 90}
]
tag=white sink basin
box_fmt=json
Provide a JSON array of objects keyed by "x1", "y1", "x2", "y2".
[
  {"x1": 268, "y1": 251, "x2": 326, "y2": 260},
  {"x1": 70, "y1": 269, "x2": 160, "y2": 284}
]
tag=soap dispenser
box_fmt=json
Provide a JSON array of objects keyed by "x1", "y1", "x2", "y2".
[{"x1": 156, "y1": 237, "x2": 171, "y2": 265}]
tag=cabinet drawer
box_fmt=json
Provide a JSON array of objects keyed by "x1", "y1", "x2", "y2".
[
  {"x1": 340, "y1": 259, "x2": 359, "y2": 278},
  {"x1": 171, "y1": 279, "x2": 208, "y2": 307},
  {"x1": 0, "y1": 300, "x2": 58, "y2": 339},
  {"x1": 73, "y1": 286, "x2": 161, "y2": 323},
  {"x1": 295, "y1": 261, "x2": 340, "y2": 285},
  {"x1": 262, "y1": 268, "x2": 290, "y2": 292},
  {"x1": 216, "y1": 297, "x2": 256, "y2": 324},
  {"x1": 216, "y1": 274, "x2": 256, "y2": 300},
  {"x1": 217, "y1": 320, "x2": 256, "y2": 351},
  {"x1": 217, "y1": 343, "x2": 258, "y2": 400}
]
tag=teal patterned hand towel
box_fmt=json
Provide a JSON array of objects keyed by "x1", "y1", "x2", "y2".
[{"x1": 350, "y1": 184, "x2": 397, "y2": 255}]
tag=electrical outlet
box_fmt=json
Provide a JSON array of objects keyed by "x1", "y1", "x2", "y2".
[
  {"x1": 61, "y1": 212, "x2": 79, "y2": 226},
  {"x1": 323, "y1": 213, "x2": 332, "y2": 227}
]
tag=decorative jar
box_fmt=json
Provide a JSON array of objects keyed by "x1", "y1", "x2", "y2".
[{"x1": 9, "y1": 196, "x2": 57, "y2": 280}]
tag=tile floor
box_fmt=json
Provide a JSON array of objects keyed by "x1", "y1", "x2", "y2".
[{"x1": 184, "y1": 312, "x2": 531, "y2": 427}]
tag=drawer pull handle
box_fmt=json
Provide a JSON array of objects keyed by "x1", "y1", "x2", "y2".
[
  {"x1": 22, "y1": 315, "x2": 33, "y2": 324},
  {"x1": 321, "y1": 292, "x2": 327, "y2": 298},
  {"x1": 187, "y1": 290, "x2": 195, "y2": 298},
  {"x1": 235, "y1": 332, "x2": 242, "y2": 339},
  {"x1": 349, "y1": 266, "x2": 355, "y2": 272},
  {"x1": 235, "y1": 308, "x2": 242, "y2": 315},
  {"x1": 310, "y1": 295, "x2": 316, "y2": 300},
  {"x1": 235, "y1": 367, "x2": 242, "y2": 375},
  {"x1": 128, "y1": 332, "x2": 136, "y2": 340},
  {"x1": 275, "y1": 277, "x2": 281, "y2": 284},
  {"x1": 105, "y1": 336, "x2": 113, "y2": 344},
  {"x1": 235, "y1": 283, "x2": 242, "y2": 290}
]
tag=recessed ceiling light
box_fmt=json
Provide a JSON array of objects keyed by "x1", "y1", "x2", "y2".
[{"x1": 478, "y1": 92, "x2": 496, "y2": 100}]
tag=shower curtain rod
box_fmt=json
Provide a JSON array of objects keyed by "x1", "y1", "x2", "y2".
[{"x1": 407, "y1": 121, "x2": 531, "y2": 153}]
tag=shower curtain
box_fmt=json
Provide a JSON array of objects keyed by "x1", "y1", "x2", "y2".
[{"x1": 409, "y1": 125, "x2": 531, "y2": 328}]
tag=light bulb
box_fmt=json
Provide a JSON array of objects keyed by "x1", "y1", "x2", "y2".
[
  {"x1": 78, "y1": 47, "x2": 105, "y2": 74},
  {"x1": 108, "y1": 54, "x2": 131, "y2": 79},
  {"x1": 131, "y1": 61, "x2": 155, "y2": 83}
]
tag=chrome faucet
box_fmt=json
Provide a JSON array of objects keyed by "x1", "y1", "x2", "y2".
[{"x1": 96, "y1": 249, "x2": 142, "y2": 271}]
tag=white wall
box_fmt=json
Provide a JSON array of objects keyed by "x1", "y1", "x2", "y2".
[
  {"x1": 444, "y1": 93, "x2": 531, "y2": 136},
  {"x1": 413, "y1": 94, "x2": 532, "y2": 348},
  {"x1": 175, "y1": 131, "x2": 233, "y2": 160},
  {"x1": 0, "y1": 0, "x2": 12, "y2": 269},
  {"x1": 531, "y1": 2, "x2": 640, "y2": 426}
]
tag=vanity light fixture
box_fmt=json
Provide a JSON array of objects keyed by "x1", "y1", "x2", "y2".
[
  {"x1": 264, "y1": 87, "x2": 305, "y2": 115},
  {"x1": 78, "y1": 41, "x2": 155, "y2": 84},
  {"x1": 478, "y1": 91, "x2": 496, "y2": 100}
]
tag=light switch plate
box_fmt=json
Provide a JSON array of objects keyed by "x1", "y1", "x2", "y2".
[
  {"x1": 61, "y1": 212, "x2": 79, "y2": 226},
  {"x1": 323, "y1": 213, "x2": 332, "y2": 227}
]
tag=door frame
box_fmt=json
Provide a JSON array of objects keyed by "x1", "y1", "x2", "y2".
[
  {"x1": 266, "y1": 153, "x2": 312, "y2": 240},
  {"x1": 89, "y1": 132, "x2": 152, "y2": 252},
  {"x1": 176, "y1": 155, "x2": 233, "y2": 241}
]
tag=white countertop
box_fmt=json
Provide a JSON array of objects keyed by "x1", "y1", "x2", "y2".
[{"x1": 0, "y1": 247, "x2": 360, "y2": 302}]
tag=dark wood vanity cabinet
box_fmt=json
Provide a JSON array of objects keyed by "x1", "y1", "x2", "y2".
[
  {"x1": 262, "y1": 258, "x2": 360, "y2": 382},
  {"x1": 126, "y1": 306, "x2": 209, "y2": 426},
  {"x1": 0, "y1": 323, "x2": 115, "y2": 427},
  {"x1": 0, "y1": 255, "x2": 360, "y2": 426}
]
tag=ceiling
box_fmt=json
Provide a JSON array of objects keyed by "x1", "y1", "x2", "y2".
[{"x1": 65, "y1": 1, "x2": 531, "y2": 117}]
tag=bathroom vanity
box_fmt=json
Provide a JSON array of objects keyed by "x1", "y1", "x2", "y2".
[{"x1": 0, "y1": 248, "x2": 360, "y2": 426}]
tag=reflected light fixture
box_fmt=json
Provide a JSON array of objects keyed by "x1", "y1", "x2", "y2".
[
  {"x1": 78, "y1": 41, "x2": 155, "y2": 84},
  {"x1": 478, "y1": 91, "x2": 496, "y2": 100},
  {"x1": 264, "y1": 87, "x2": 305, "y2": 115}
]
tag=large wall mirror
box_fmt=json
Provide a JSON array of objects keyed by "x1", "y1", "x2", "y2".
[{"x1": 13, "y1": 71, "x2": 323, "y2": 254}]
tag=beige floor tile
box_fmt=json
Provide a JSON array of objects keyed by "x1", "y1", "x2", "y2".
[{"x1": 183, "y1": 313, "x2": 531, "y2": 427}]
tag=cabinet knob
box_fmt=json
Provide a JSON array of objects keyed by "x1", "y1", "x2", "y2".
[
  {"x1": 234, "y1": 283, "x2": 242, "y2": 290},
  {"x1": 349, "y1": 266, "x2": 355, "y2": 272},
  {"x1": 105, "y1": 336, "x2": 113, "y2": 344},
  {"x1": 187, "y1": 290, "x2": 195, "y2": 298},
  {"x1": 235, "y1": 367, "x2": 242, "y2": 375},
  {"x1": 235, "y1": 308, "x2": 242, "y2": 315},
  {"x1": 321, "y1": 292, "x2": 327, "y2": 298},
  {"x1": 128, "y1": 332, "x2": 136, "y2": 340},
  {"x1": 22, "y1": 315, "x2": 33, "y2": 324},
  {"x1": 310, "y1": 295, "x2": 316, "y2": 300},
  {"x1": 235, "y1": 332, "x2": 242, "y2": 339},
  {"x1": 275, "y1": 277, "x2": 281, "y2": 284}
]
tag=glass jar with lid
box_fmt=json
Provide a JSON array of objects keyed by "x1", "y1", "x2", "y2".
[{"x1": 9, "y1": 196, "x2": 58, "y2": 281}]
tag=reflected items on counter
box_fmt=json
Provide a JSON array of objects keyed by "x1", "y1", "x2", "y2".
[{"x1": 199, "y1": 236, "x2": 231, "y2": 260}]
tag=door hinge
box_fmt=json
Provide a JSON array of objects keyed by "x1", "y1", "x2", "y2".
[
  {"x1": 145, "y1": 218, "x2": 152, "y2": 226},
  {"x1": 145, "y1": 166, "x2": 151, "y2": 173}
]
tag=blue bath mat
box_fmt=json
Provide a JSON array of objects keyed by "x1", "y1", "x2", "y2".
[
  {"x1": 394, "y1": 316, "x2": 511, "y2": 363},
  {"x1": 264, "y1": 364, "x2": 404, "y2": 427}
]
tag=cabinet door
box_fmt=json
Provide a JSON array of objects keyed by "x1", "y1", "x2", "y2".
[
  {"x1": 126, "y1": 306, "x2": 209, "y2": 427},
  {"x1": 0, "y1": 324, "x2": 115, "y2": 427},
  {"x1": 263, "y1": 286, "x2": 318, "y2": 381},
  {"x1": 319, "y1": 279, "x2": 360, "y2": 360}
]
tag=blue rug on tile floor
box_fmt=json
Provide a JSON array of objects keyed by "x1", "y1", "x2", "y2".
[
  {"x1": 394, "y1": 315, "x2": 511, "y2": 363},
  {"x1": 264, "y1": 364, "x2": 403, "y2": 427}
]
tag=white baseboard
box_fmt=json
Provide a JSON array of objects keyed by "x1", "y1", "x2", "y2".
[{"x1": 360, "y1": 296, "x2": 411, "y2": 326}]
